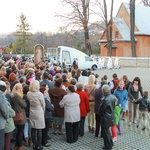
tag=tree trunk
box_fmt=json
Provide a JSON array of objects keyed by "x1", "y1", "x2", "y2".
[
  {"x1": 109, "y1": 0, "x2": 114, "y2": 57},
  {"x1": 142, "y1": 0, "x2": 150, "y2": 6},
  {"x1": 82, "y1": 0, "x2": 92, "y2": 56},
  {"x1": 84, "y1": 26, "x2": 92, "y2": 56},
  {"x1": 56, "y1": 0, "x2": 92, "y2": 55},
  {"x1": 103, "y1": 0, "x2": 113, "y2": 56},
  {"x1": 103, "y1": 0, "x2": 109, "y2": 55},
  {"x1": 130, "y1": 0, "x2": 136, "y2": 57}
]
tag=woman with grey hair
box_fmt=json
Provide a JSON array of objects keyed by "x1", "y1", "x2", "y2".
[
  {"x1": 70, "y1": 78, "x2": 77, "y2": 91},
  {"x1": 76, "y1": 83, "x2": 90, "y2": 136},
  {"x1": 59, "y1": 85, "x2": 80, "y2": 143},
  {"x1": 99, "y1": 85, "x2": 116, "y2": 150}
]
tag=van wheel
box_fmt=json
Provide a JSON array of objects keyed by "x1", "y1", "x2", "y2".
[{"x1": 92, "y1": 65, "x2": 97, "y2": 70}]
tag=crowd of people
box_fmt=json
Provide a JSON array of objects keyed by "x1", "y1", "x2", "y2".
[{"x1": 0, "y1": 57, "x2": 150, "y2": 150}]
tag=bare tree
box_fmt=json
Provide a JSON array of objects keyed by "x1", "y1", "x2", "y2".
[
  {"x1": 130, "y1": 0, "x2": 136, "y2": 57},
  {"x1": 103, "y1": 0, "x2": 114, "y2": 56},
  {"x1": 91, "y1": 0, "x2": 114, "y2": 56},
  {"x1": 33, "y1": 32, "x2": 48, "y2": 50},
  {"x1": 142, "y1": 0, "x2": 150, "y2": 6},
  {"x1": 109, "y1": 0, "x2": 114, "y2": 56},
  {"x1": 56, "y1": 0, "x2": 92, "y2": 56}
]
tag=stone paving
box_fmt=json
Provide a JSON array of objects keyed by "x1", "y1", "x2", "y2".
[{"x1": 12, "y1": 68, "x2": 150, "y2": 150}]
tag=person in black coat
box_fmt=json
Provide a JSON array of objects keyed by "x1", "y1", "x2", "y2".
[
  {"x1": 40, "y1": 86, "x2": 54, "y2": 147},
  {"x1": 99, "y1": 85, "x2": 116, "y2": 150},
  {"x1": 134, "y1": 91, "x2": 150, "y2": 130},
  {"x1": 72, "y1": 58, "x2": 76, "y2": 69},
  {"x1": 94, "y1": 81, "x2": 107, "y2": 137},
  {"x1": 23, "y1": 85, "x2": 31, "y2": 147}
]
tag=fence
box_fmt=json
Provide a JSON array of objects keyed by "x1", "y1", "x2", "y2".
[
  {"x1": 119, "y1": 57, "x2": 150, "y2": 68},
  {"x1": 101, "y1": 57, "x2": 150, "y2": 68}
]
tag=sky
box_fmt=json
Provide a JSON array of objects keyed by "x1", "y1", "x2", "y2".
[{"x1": 0, "y1": 0, "x2": 131, "y2": 34}]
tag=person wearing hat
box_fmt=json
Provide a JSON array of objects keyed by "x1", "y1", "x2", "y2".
[{"x1": 0, "y1": 81, "x2": 9, "y2": 150}]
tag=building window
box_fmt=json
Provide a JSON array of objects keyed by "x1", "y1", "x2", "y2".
[{"x1": 115, "y1": 31, "x2": 119, "y2": 38}]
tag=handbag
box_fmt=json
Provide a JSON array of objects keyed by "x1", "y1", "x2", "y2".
[
  {"x1": 87, "y1": 86, "x2": 96, "y2": 98},
  {"x1": 13, "y1": 112, "x2": 24, "y2": 122}
]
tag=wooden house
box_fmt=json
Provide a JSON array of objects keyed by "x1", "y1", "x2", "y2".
[{"x1": 100, "y1": 3, "x2": 150, "y2": 57}]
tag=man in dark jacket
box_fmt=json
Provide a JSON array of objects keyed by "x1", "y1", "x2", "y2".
[
  {"x1": 72, "y1": 58, "x2": 76, "y2": 69},
  {"x1": 99, "y1": 85, "x2": 116, "y2": 150},
  {"x1": 94, "y1": 81, "x2": 107, "y2": 137},
  {"x1": 40, "y1": 71, "x2": 54, "y2": 94},
  {"x1": 134, "y1": 91, "x2": 150, "y2": 130},
  {"x1": 40, "y1": 86, "x2": 54, "y2": 147}
]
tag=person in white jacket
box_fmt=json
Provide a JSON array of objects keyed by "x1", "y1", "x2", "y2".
[
  {"x1": 114, "y1": 57, "x2": 120, "y2": 69},
  {"x1": 59, "y1": 85, "x2": 80, "y2": 143},
  {"x1": 107, "y1": 57, "x2": 113, "y2": 69},
  {"x1": 78, "y1": 70, "x2": 88, "y2": 87}
]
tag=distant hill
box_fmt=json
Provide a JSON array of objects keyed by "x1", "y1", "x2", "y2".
[
  {"x1": 0, "y1": 21, "x2": 105, "y2": 52},
  {"x1": 87, "y1": 21, "x2": 105, "y2": 49},
  {"x1": 88, "y1": 21, "x2": 105, "y2": 35},
  {"x1": 0, "y1": 33, "x2": 16, "y2": 47},
  {"x1": 0, "y1": 33, "x2": 9, "y2": 39}
]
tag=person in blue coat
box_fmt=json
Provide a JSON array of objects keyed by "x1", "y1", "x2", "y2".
[{"x1": 113, "y1": 80, "x2": 128, "y2": 134}]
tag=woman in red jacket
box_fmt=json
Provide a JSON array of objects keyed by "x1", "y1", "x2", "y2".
[{"x1": 76, "y1": 83, "x2": 90, "y2": 137}]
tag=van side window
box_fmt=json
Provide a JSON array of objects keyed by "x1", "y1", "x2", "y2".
[
  {"x1": 85, "y1": 56, "x2": 93, "y2": 62},
  {"x1": 62, "y1": 51, "x2": 71, "y2": 64},
  {"x1": 56, "y1": 48, "x2": 61, "y2": 62}
]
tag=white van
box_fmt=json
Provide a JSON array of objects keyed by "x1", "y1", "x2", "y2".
[{"x1": 56, "y1": 46, "x2": 99, "y2": 70}]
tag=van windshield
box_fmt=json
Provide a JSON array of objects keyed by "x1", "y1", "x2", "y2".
[
  {"x1": 62, "y1": 51, "x2": 71, "y2": 64},
  {"x1": 85, "y1": 56, "x2": 93, "y2": 61}
]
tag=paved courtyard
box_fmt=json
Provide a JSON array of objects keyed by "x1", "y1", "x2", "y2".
[{"x1": 13, "y1": 68, "x2": 150, "y2": 150}]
